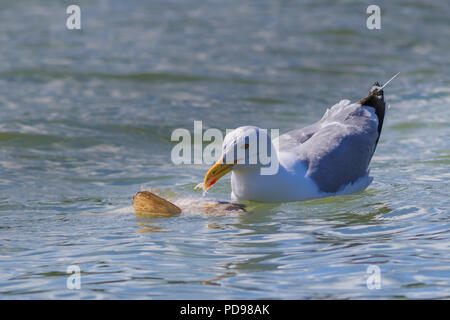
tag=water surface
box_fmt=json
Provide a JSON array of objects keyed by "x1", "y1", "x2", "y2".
[{"x1": 0, "y1": 0, "x2": 449, "y2": 299}]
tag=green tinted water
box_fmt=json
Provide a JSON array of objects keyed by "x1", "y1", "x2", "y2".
[{"x1": 0, "y1": 0, "x2": 449, "y2": 299}]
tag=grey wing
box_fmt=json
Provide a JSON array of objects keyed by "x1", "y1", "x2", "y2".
[
  {"x1": 276, "y1": 122, "x2": 322, "y2": 150},
  {"x1": 279, "y1": 103, "x2": 379, "y2": 193}
]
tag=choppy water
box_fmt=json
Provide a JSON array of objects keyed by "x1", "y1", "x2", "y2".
[{"x1": 0, "y1": 0, "x2": 449, "y2": 299}]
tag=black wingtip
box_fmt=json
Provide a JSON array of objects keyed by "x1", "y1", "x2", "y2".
[
  {"x1": 359, "y1": 82, "x2": 387, "y2": 145},
  {"x1": 360, "y1": 81, "x2": 385, "y2": 107},
  {"x1": 370, "y1": 82, "x2": 384, "y2": 100}
]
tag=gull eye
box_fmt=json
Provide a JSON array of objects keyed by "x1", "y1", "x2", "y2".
[{"x1": 244, "y1": 143, "x2": 250, "y2": 150}]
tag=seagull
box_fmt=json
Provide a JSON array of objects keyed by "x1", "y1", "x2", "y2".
[{"x1": 200, "y1": 74, "x2": 399, "y2": 202}]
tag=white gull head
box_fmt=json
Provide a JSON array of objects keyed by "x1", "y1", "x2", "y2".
[{"x1": 203, "y1": 126, "x2": 320, "y2": 202}]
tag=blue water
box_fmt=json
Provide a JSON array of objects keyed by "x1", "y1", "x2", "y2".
[{"x1": 0, "y1": 0, "x2": 449, "y2": 299}]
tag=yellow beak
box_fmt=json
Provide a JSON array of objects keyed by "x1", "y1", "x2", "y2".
[{"x1": 203, "y1": 156, "x2": 235, "y2": 191}]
